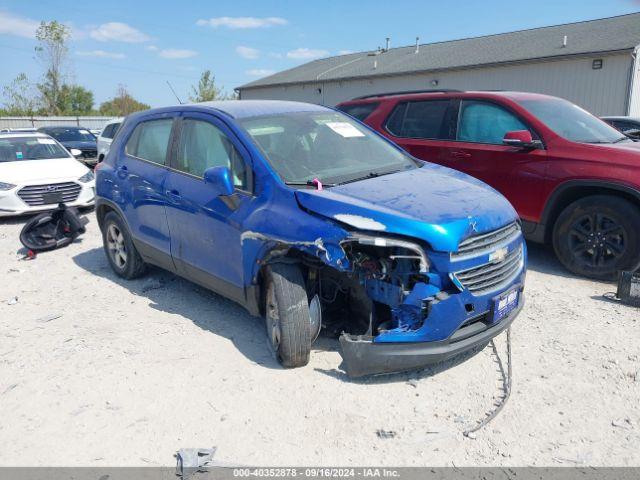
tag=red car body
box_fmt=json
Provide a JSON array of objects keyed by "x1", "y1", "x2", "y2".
[{"x1": 338, "y1": 91, "x2": 640, "y2": 278}]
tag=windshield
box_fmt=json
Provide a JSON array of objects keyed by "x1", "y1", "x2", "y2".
[
  {"x1": 44, "y1": 128, "x2": 96, "y2": 142},
  {"x1": 239, "y1": 111, "x2": 418, "y2": 185},
  {"x1": 0, "y1": 136, "x2": 71, "y2": 162},
  {"x1": 517, "y1": 97, "x2": 628, "y2": 144}
]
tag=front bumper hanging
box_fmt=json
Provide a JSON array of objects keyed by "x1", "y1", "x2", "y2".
[{"x1": 338, "y1": 299, "x2": 523, "y2": 377}]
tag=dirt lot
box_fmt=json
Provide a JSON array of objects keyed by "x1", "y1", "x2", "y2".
[{"x1": 0, "y1": 214, "x2": 638, "y2": 467}]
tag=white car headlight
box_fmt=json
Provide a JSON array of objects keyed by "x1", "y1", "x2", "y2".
[
  {"x1": 0, "y1": 182, "x2": 16, "y2": 191},
  {"x1": 78, "y1": 171, "x2": 95, "y2": 183}
]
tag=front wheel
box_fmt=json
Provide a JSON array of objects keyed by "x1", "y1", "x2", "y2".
[
  {"x1": 102, "y1": 211, "x2": 147, "y2": 279},
  {"x1": 264, "y1": 263, "x2": 312, "y2": 368},
  {"x1": 552, "y1": 195, "x2": 640, "y2": 280}
]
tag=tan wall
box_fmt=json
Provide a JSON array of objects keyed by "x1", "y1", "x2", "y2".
[{"x1": 240, "y1": 53, "x2": 634, "y2": 116}]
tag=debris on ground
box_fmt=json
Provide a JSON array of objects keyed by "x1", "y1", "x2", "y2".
[
  {"x1": 6, "y1": 296, "x2": 18, "y2": 305},
  {"x1": 35, "y1": 313, "x2": 63, "y2": 323},
  {"x1": 176, "y1": 447, "x2": 216, "y2": 479},
  {"x1": 376, "y1": 429, "x2": 397, "y2": 439}
]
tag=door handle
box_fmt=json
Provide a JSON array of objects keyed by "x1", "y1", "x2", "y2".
[
  {"x1": 166, "y1": 189, "x2": 181, "y2": 201},
  {"x1": 116, "y1": 165, "x2": 128, "y2": 178},
  {"x1": 451, "y1": 151, "x2": 471, "y2": 158}
]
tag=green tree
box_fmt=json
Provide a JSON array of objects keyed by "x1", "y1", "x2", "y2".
[
  {"x1": 99, "y1": 85, "x2": 149, "y2": 116},
  {"x1": 2, "y1": 73, "x2": 40, "y2": 115},
  {"x1": 35, "y1": 21, "x2": 71, "y2": 115},
  {"x1": 189, "y1": 70, "x2": 226, "y2": 102},
  {"x1": 58, "y1": 84, "x2": 94, "y2": 115}
]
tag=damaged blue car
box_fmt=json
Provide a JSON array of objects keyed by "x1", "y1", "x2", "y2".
[{"x1": 95, "y1": 100, "x2": 526, "y2": 377}]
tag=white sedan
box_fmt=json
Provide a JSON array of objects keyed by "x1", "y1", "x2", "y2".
[{"x1": 0, "y1": 133, "x2": 96, "y2": 217}]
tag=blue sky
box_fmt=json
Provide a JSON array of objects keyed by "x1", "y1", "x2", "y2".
[{"x1": 0, "y1": 0, "x2": 638, "y2": 108}]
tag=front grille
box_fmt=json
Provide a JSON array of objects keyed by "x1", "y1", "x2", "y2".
[
  {"x1": 454, "y1": 245, "x2": 524, "y2": 295},
  {"x1": 452, "y1": 222, "x2": 521, "y2": 259},
  {"x1": 17, "y1": 182, "x2": 81, "y2": 206}
]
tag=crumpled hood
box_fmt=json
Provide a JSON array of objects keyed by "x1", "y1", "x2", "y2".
[{"x1": 295, "y1": 163, "x2": 518, "y2": 252}]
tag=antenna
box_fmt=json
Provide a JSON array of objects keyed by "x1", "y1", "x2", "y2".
[{"x1": 166, "y1": 81, "x2": 183, "y2": 104}]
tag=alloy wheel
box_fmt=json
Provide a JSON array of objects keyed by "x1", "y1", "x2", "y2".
[
  {"x1": 568, "y1": 212, "x2": 626, "y2": 268},
  {"x1": 106, "y1": 223, "x2": 128, "y2": 269}
]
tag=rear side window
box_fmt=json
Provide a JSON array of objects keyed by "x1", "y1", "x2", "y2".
[
  {"x1": 125, "y1": 119, "x2": 173, "y2": 165},
  {"x1": 102, "y1": 122, "x2": 122, "y2": 139},
  {"x1": 385, "y1": 100, "x2": 452, "y2": 139},
  {"x1": 457, "y1": 100, "x2": 528, "y2": 144},
  {"x1": 337, "y1": 102, "x2": 379, "y2": 121},
  {"x1": 175, "y1": 119, "x2": 248, "y2": 189},
  {"x1": 101, "y1": 124, "x2": 114, "y2": 138}
]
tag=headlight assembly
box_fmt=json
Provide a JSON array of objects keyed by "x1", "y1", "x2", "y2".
[
  {"x1": 0, "y1": 182, "x2": 16, "y2": 191},
  {"x1": 78, "y1": 171, "x2": 95, "y2": 183}
]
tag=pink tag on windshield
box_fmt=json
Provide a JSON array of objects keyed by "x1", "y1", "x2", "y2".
[{"x1": 312, "y1": 178, "x2": 323, "y2": 191}]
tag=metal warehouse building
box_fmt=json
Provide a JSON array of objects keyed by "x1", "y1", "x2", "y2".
[{"x1": 238, "y1": 13, "x2": 640, "y2": 116}]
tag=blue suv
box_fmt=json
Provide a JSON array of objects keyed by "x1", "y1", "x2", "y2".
[{"x1": 95, "y1": 100, "x2": 526, "y2": 377}]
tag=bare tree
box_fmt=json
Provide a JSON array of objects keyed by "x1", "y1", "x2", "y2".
[{"x1": 35, "y1": 21, "x2": 71, "y2": 115}]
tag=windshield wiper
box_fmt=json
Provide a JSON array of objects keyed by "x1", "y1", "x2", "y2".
[
  {"x1": 612, "y1": 136, "x2": 629, "y2": 143},
  {"x1": 337, "y1": 169, "x2": 401, "y2": 186},
  {"x1": 285, "y1": 180, "x2": 337, "y2": 187}
]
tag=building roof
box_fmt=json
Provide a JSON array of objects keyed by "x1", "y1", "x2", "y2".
[{"x1": 239, "y1": 13, "x2": 640, "y2": 90}]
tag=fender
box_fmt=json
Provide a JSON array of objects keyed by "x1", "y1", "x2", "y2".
[{"x1": 529, "y1": 179, "x2": 640, "y2": 243}]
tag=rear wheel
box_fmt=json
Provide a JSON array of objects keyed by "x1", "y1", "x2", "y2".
[
  {"x1": 264, "y1": 263, "x2": 311, "y2": 368},
  {"x1": 102, "y1": 211, "x2": 147, "y2": 279},
  {"x1": 552, "y1": 195, "x2": 640, "y2": 280}
]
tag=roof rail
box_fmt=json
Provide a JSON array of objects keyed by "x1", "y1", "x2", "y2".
[{"x1": 352, "y1": 89, "x2": 463, "y2": 100}]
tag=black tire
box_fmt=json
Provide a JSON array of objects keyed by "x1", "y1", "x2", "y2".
[
  {"x1": 264, "y1": 263, "x2": 311, "y2": 368},
  {"x1": 101, "y1": 211, "x2": 147, "y2": 279},
  {"x1": 552, "y1": 195, "x2": 640, "y2": 280}
]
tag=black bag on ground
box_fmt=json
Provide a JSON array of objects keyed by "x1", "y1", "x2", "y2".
[{"x1": 19, "y1": 203, "x2": 89, "y2": 252}]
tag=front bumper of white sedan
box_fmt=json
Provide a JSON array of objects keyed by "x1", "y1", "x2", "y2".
[{"x1": 0, "y1": 179, "x2": 95, "y2": 217}]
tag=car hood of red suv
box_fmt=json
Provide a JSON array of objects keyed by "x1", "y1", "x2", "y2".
[
  {"x1": 295, "y1": 162, "x2": 518, "y2": 253},
  {"x1": 584, "y1": 141, "x2": 640, "y2": 166}
]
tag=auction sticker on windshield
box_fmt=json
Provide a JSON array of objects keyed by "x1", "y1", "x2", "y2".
[{"x1": 325, "y1": 122, "x2": 365, "y2": 138}]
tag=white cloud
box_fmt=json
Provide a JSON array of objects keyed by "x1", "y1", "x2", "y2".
[
  {"x1": 159, "y1": 48, "x2": 198, "y2": 59},
  {"x1": 90, "y1": 22, "x2": 150, "y2": 43},
  {"x1": 145, "y1": 45, "x2": 158, "y2": 51},
  {"x1": 286, "y1": 48, "x2": 329, "y2": 60},
  {"x1": 77, "y1": 50, "x2": 125, "y2": 59},
  {"x1": 196, "y1": 16, "x2": 287, "y2": 29},
  {"x1": 338, "y1": 49, "x2": 354, "y2": 55},
  {"x1": 246, "y1": 69, "x2": 275, "y2": 77},
  {"x1": 236, "y1": 45, "x2": 259, "y2": 59},
  {"x1": 0, "y1": 10, "x2": 39, "y2": 38}
]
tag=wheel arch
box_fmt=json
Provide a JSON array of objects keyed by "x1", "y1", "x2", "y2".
[
  {"x1": 541, "y1": 180, "x2": 640, "y2": 243},
  {"x1": 95, "y1": 198, "x2": 128, "y2": 231}
]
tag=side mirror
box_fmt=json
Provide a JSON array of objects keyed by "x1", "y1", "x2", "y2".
[
  {"x1": 70, "y1": 148, "x2": 83, "y2": 158},
  {"x1": 503, "y1": 130, "x2": 542, "y2": 149},
  {"x1": 203, "y1": 166, "x2": 234, "y2": 197}
]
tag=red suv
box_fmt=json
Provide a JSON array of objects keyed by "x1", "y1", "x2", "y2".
[{"x1": 338, "y1": 91, "x2": 640, "y2": 280}]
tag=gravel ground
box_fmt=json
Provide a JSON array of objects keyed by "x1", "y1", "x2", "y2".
[{"x1": 0, "y1": 214, "x2": 638, "y2": 467}]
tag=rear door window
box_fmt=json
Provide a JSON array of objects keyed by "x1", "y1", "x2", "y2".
[
  {"x1": 125, "y1": 118, "x2": 173, "y2": 165},
  {"x1": 385, "y1": 100, "x2": 453, "y2": 139},
  {"x1": 337, "y1": 102, "x2": 380, "y2": 121},
  {"x1": 457, "y1": 100, "x2": 529, "y2": 145}
]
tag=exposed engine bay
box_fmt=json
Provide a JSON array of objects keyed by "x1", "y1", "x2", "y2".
[{"x1": 298, "y1": 235, "x2": 441, "y2": 339}]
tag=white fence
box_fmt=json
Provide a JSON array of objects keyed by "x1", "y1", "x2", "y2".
[{"x1": 0, "y1": 116, "x2": 115, "y2": 130}]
